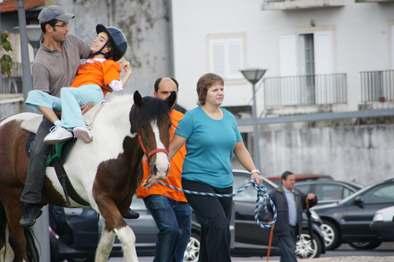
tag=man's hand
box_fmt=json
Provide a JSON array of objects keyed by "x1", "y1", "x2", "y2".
[{"x1": 307, "y1": 193, "x2": 316, "y2": 201}]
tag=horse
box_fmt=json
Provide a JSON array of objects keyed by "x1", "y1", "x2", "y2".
[{"x1": 0, "y1": 90, "x2": 176, "y2": 262}]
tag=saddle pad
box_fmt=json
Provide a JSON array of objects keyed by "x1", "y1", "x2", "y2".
[{"x1": 20, "y1": 115, "x2": 43, "y2": 133}]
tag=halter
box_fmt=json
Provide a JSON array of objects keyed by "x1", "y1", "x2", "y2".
[{"x1": 137, "y1": 134, "x2": 169, "y2": 160}]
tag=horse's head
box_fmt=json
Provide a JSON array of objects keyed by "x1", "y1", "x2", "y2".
[{"x1": 129, "y1": 91, "x2": 176, "y2": 184}]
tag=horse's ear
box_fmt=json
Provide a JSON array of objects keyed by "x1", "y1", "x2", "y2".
[
  {"x1": 166, "y1": 91, "x2": 177, "y2": 109},
  {"x1": 133, "y1": 91, "x2": 143, "y2": 107}
]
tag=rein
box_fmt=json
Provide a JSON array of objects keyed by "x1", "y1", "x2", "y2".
[
  {"x1": 137, "y1": 135, "x2": 169, "y2": 160},
  {"x1": 155, "y1": 179, "x2": 277, "y2": 229}
]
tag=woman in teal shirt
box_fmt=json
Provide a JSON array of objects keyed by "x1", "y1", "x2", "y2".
[{"x1": 169, "y1": 73, "x2": 261, "y2": 262}]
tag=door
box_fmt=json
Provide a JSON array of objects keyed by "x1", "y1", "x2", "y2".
[{"x1": 341, "y1": 182, "x2": 394, "y2": 241}]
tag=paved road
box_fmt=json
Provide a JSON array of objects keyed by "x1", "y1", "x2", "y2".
[{"x1": 109, "y1": 242, "x2": 394, "y2": 261}]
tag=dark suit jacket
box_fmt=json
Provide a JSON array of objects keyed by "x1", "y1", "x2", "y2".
[{"x1": 268, "y1": 186, "x2": 317, "y2": 237}]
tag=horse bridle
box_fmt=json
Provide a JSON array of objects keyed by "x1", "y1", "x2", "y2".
[{"x1": 137, "y1": 134, "x2": 169, "y2": 160}]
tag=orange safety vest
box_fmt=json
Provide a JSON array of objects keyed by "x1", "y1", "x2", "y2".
[{"x1": 136, "y1": 109, "x2": 187, "y2": 202}]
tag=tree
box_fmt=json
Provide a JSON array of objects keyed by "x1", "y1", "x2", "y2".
[{"x1": 0, "y1": 32, "x2": 13, "y2": 76}]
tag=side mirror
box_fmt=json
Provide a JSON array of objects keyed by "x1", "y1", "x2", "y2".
[{"x1": 353, "y1": 196, "x2": 364, "y2": 208}]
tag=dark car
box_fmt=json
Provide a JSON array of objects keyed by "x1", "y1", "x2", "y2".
[
  {"x1": 230, "y1": 170, "x2": 325, "y2": 259},
  {"x1": 296, "y1": 180, "x2": 362, "y2": 206},
  {"x1": 370, "y1": 206, "x2": 394, "y2": 242},
  {"x1": 267, "y1": 173, "x2": 333, "y2": 186},
  {"x1": 312, "y1": 178, "x2": 394, "y2": 251},
  {"x1": 50, "y1": 170, "x2": 325, "y2": 261}
]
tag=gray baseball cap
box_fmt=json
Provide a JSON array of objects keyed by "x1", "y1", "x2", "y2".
[{"x1": 38, "y1": 5, "x2": 75, "y2": 24}]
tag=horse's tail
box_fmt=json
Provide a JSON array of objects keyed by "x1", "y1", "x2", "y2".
[{"x1": 24, "y1": 227, "x2": 39, "y2": 262}]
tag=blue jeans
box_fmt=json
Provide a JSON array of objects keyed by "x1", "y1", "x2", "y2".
[
  {"x1": 25, "y1": 84, "x2": 104, "y2": 128},
  {"x1": 144, "y1": 195, "x2": 192, "y2": 262}
]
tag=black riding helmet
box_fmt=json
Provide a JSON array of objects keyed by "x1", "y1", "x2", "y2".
[{"x1": 96, "y1": 24, "x2": 127, "y2": 61}]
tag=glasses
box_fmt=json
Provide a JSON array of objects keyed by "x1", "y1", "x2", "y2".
[{"x1": 53, "y1": 23, "x2": 68, "y2": 28}]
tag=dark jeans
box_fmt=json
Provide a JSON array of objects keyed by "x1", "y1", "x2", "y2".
[
  {"x1": 182, "y1": 179, "x2": 232, "y2": 262},
  {"x1": 20, "y1": 119, "x2": 52, "y2": 204},
  {"x1": 278, "y1": 225, "x2": 297, "y2": 262},
  {"x1": 144, "y1": 195, "x2": 192, "y2": 262}
]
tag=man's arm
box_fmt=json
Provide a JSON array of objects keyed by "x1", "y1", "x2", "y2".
[{"x1": 31, "y1": 63, "x2": 60, "y2": 124}]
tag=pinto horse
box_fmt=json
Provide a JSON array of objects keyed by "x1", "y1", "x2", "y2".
[{"x1": 0, "y1": 90, "x2": 176, "y2": 262}]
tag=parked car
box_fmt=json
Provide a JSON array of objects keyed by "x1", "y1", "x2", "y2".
[
  {"x1": 370, "y1": 206, "x2": 394, "y2": 241},
  {"x1": 296, "y1": 180, "x2": 362, "y2": 206},
  {"x1": 49, "y1": 170, "x2": 325, "y2": 261},
  {"x1": 312, "y1": 178, "x2": 394, "y2": 250},
  {"x1": 267, "y1": 173, "x2": 333, "y2": 186},
  {"x1": 231, "y1": 170, "x2": 325, "y2": 259}
]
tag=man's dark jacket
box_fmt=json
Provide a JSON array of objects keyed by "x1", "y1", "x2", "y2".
[{"x1": 268, "y1": 186, "x2": 317, "y2": 237}]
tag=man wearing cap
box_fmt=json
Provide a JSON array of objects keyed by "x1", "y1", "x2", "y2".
[
  {"x1": 19, "y1": 5, "x2": 91, "y2": 227},
  {"x1": 136, "y1": 77, "x2": 192, "y2": 262}
]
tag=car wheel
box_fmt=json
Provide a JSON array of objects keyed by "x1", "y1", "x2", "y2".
[
  {"x1": 296, "y1": 232, "x2": 322, "y2": 258},
  {"x1": 320, "y1": 220, "x2": 341, "y2": 250},
  {"x1": 184, "y1": 232, "x2": 200, "y2": 262},
  {"x1": 349, "y1": 240, "x2": 382, "y2": 250}
]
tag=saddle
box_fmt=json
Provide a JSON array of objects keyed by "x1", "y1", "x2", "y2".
[{"x1": 21, "y1": 102, "x2": 105, "y2": 206}]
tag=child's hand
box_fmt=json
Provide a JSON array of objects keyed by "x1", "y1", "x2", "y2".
[{"x1": 119, "y1": 59, "x2": 132, "y2": 75}]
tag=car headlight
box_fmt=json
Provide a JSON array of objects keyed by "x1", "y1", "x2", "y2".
[{"x1": 373, "y1": 213, "x2": 384, "y2": 221}]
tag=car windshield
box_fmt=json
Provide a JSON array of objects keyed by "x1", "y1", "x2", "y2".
[{"x1": 339, "y1": 182, "x2": 380, "y2": 204}]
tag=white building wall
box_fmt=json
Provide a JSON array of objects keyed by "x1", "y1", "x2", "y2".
[{"x1": 171, "y1": 0, "x2": 394, "y2": 111}]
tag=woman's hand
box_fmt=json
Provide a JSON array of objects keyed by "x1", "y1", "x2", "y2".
[{"x1": 250, "y1": 169, "x2": 262, "y2": 185}]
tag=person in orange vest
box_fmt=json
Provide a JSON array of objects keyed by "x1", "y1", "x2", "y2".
[{"x1": 136, "y1": 77, "x2": 191, "y2": 262}]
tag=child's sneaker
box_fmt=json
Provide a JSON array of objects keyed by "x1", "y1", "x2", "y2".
[
  {"x1": 44, "y1": 125, "x2": 73, "y2": 144},
  {"x1": 73, "y1": 126, "x2": 93, "y2": 143}
]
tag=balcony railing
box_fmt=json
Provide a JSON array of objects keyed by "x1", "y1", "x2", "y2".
[
  {"x1": 361, "y1": 70, "x2": 394, "y2": 103},
  {"x1": 263, "y1": 73, "x2": 347, "y2": 107},
  {"x1": 262, "y1": 0, "x2": 346, "y2": 10},
  {"x1": 0, "y1": 63, "x2": 23, "y2": 95}
]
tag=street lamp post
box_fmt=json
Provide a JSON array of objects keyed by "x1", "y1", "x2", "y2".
[
  {"x1": 16, "y1": 0, "x2": 33, "y2": 99},
  {"x1": 240, "y1": 69, "x2": 267, "y2": 170}
]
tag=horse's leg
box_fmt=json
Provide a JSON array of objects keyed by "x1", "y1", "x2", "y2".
[
  {"x1": 4, "y1": 200, "x2": 27, "y2": 262},
  {"x1": 95, "y1": 198, "x2": 138, "y2": 262},
  {"x1": 95, "y1": 226, "x2": 115, "y2": 262}
]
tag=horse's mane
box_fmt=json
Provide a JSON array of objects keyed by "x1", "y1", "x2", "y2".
[{"x1": 129, "y1": 96, "x2": 171, "y2": 133}]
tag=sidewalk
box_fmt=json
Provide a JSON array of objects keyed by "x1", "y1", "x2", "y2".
[{"x1": 298, "y1": 257, "x2": 394, "y2": 262}]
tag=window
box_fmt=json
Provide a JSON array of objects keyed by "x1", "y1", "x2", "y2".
[
  {"x1": 363, "y1": 183, "x2": 394, "y2": 204},
  {"x1": 296, "y1": 184, "x2": 312, "y2": 195},
  {"x1": 208, "y1": 35, "x2": 244, "y2": 80},
  {"x1": 314, "y1": 184, "x2": 343, "y2": 201}
]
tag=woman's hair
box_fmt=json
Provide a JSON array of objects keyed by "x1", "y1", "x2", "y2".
[{"x1": 196, "y1": 73, "x2": 224, "y2": 105}]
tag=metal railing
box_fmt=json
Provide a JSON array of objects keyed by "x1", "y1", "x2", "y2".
[
  {"x1": 0, "y1": 63, "x2": 23, "y2": 95},
  {"x1": 263, "y1": 73, "x2": 347, "y2": 107},
  {"x1": 361, "y1": 70, "x2": 394, "y2": 103}
]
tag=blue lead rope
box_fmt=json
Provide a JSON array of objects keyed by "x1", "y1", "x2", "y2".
[{"x1": 155, "y1": 180, "x2": 277, "y2": 229}]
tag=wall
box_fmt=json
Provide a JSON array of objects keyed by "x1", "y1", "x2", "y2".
[
  {"x1": 171, "y1": 0, "x2": 394, "y2": 111},
  {"x1": 57, "y1": 0, "x2": 173, "y2": 96},
  {"x1": 259, "y1": 124, "x2": 394, "y2": 185}
]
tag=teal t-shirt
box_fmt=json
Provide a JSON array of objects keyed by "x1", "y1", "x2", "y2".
[{"x1": 176, "y1": 107, "x2": 242, "y2": 188}]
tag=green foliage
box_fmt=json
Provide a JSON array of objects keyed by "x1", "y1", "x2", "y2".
[{"x1": 0, "y1": 32, "x2": 13, "y2": 76}]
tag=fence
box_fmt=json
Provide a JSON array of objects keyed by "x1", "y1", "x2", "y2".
[
  {"x1": 361, "y1": 70, "x2": 394, "y2": 103},
  {"x1": 263, "y1": 73, "x2": 347, "y2": 107},
  {"x1": 0, "y1": 63, "x2": 23, "y2": 95}
]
